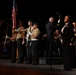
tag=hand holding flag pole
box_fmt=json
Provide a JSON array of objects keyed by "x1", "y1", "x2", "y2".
[{"x1": 3, "y1": 0, "x2": 17, "y2": 48}]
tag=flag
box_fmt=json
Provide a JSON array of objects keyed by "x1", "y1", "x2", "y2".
[{"x1": 12, "y1": 0, "x2": 16, "y2": 29}]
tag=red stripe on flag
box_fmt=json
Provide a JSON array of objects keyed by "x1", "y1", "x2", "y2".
[{"x1": 12, "y1": 1, "x2": 16, "y2": 29}]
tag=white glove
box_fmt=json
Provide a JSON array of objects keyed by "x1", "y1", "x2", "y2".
[
  {"x1": 58, "y1": 19, "x2": 60, "y2": 23},
  {"x1": 22, "y1": 41, "x2": 25, "y2": 44},
  {"x1": 29, "y1": 32, "x2": 32, "y2": 35},
  {"x1": 5, "y1": 35, "x2": 9, "y2": 39},
  {"x1": 15, "y1": 28, "x2": 20, "y2": 32}
]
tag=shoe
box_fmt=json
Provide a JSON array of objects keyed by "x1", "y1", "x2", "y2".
[
  {"x1": 25, "y1": 61, "x2": 32, "y2": 64},
  {"x1": 32, "y1": 62, "x2": 39, "y2": 65},
  {"x1": 17, "y1": 61, "x2": 23, "y2": 64},
  {"x1": 10, "y1": 61, "x2": 16, "y2": 63},
  {"x1": 64, "y1": 69, "x2": 72, "y2": 71}
]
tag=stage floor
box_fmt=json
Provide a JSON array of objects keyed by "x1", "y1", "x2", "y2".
[{"x1": 0, "y1": 59, "x2": 76, "y2": 75}]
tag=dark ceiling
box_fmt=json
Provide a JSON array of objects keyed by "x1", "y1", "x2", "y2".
[
  {"x1": 1, "y1": 0, "x2": 76, "y2": 21},
  {"x1": 1, "y1": 0, "x2": 76, "y2": 32},
  {"x1": 1, "y1": 0, "x2": 76, "y2": 19},
  {"x1": 0, "y1": 0, "x2": 75, "y2": 36}
]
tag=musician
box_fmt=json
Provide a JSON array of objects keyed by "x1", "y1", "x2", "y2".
[
  {"x1": 45, "y1": 17, "x2": 57, "y2": 58},
  {"x1": 15, "y1": 20, "x2": 26, "y2": 64},
  {"x1": 25, "y1": 20, "x2": 33, "y2": 64},
  {"x1": 27, "y1": 22, "x2": 40, "y2": 65},
  {"x1": 72, "y1": 21, "x2": 76, "y2": 56},
  {"x1": 26, "y1": 20, "x2": 33, "y2": 43},
  {"x1": 4, "y1": 28, "x2": 17, "y2": 63},
  {"x1": 53, "y1": 29, "x2": 62, "y2": 57},
  {"x1": 61, "y1": 15, "x2": 75, "y2": 70}
]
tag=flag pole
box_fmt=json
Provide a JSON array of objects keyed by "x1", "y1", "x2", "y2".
[{"x1": 12, "y1": 0, "x2": 16, "y2": 29}]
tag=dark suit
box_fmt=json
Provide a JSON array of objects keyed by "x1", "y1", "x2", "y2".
[
  {"x1": 61, "y1": 23, "x2": 75, "y2": 70},
  {"x1": 45, "y1": 22, "x2": 57, "y2": 58}
]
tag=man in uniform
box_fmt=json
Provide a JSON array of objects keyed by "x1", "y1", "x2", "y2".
[
  {"x1": 10, "y1": 28, "x2": 17, "y2": 63},
  {"x1": 15, "y1": 20, "x2": 26, "y2": 64},
  {"x1": 27, "y1": 22, "x2": 40, "y2": 65},
  {"x1": 25, "y1": 20, "x2": 33, "y2": 64}
]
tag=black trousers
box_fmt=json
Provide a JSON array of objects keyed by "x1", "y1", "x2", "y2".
[
  {"x1": 11, "y1": 41, "x2": 16, "y2": 63},
  {"x1": 26, "y1": 41, "x2": 32, "y2": 63},
  {"x1": 26, "y1": 40, "x2": 39, "y2": 64},
  {"x1": 47, "y1": 37, "x2": 54, "y2": 58},
  {"x1": 21, "y1": 41, "x2": 26, "y2": 63},
  {"x1": 16, "y1": 39, "x2": 23, "y2": 63},
  {"x1": 63, "y1": 43, "x2": 75, "y2": 70}
]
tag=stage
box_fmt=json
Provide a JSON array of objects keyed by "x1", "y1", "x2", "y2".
[{"x1": 0, "y1": 59, "x2": 76, "y2": 75}]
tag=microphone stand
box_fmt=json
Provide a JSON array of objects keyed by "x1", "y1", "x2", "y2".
[
  {"x1": 2, "y1": 20, "x2": 12, "y2": 48},
  {"x1": 2, "y1": 20, "x2": 12, "y2": 28}
]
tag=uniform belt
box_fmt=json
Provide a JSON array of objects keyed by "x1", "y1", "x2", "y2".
[{"x1": 12, "y1": 40, "x2": 16, "y2": 42}]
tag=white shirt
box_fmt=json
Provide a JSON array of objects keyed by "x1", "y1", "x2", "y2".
[{"x1": 61, "y1": 23, "x2": 68, "y2": 33}]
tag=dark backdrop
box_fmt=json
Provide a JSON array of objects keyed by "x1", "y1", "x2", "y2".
[
  {"x1": 0, "y1": 0, "x2": 76, "y2": 58},
  {"x1": 1, "y1": 0, "x2": 76, "y2": 35}
]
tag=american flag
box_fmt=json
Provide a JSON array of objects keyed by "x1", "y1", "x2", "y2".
[{"x1": 12, "y1": 0, "x2": 16, "y2": 29}]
